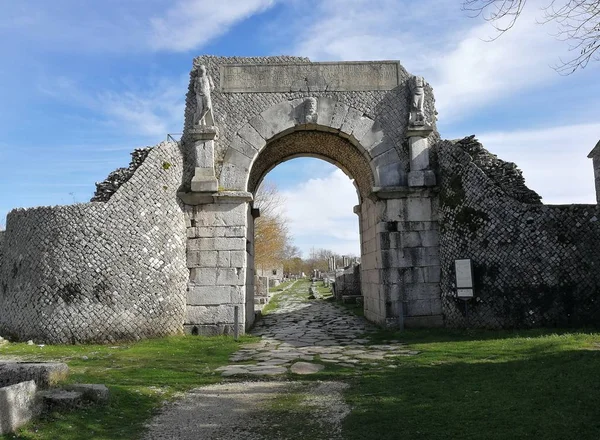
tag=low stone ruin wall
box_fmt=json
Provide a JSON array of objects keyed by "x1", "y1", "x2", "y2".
[
  {"x1": 437, "y1": 137, "x2": 600, "y2": 328},
  {"x1": 0, "y1": 141, "x2": 188, "y2": 343},
  {"x1": 334, "y1": 264, "x2": 361, "y2": 299}
]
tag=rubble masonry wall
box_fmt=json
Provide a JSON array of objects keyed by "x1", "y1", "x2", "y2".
[
  {"x1": 0, "y1": 141, "x2": 188, "y2": 343},
  {"x1": 437, "y1": 137, "x2": 600, "y2": 328}
]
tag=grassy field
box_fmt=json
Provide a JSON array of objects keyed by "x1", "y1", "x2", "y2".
[
  {"x1": 2, "y1": 282, "x2": 600, "y2": 439},
  {"x1": 0, "y1": 335, "x2": 255, "y2": 440},
  {"x1": 341, "y1": 329, "x2": 600, "y2": 439}
]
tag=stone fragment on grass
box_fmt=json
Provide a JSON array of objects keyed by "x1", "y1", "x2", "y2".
[
  {"x1": 64, "y1": 384, "x2": 110, "y2": 404},
  {"x1": 38, "y1": 389, "x2": 83, "y2": 410}
]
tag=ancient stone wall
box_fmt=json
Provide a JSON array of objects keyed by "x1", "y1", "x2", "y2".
[
  {"x1": 0, "y1": 141, "x2": 188, "y2": 343},
  {"x1": 183, "y1": 193, "x2": 251, "y2": 336},
  {"x1": 437, "y1": 137, "x2": 600, "y2": 328},
  {"x1": 91, "y1": 147, "x2": 153, "y2": 202},
  {"x1": 333, "y1": 264, "x2": 361, "y2": 299}
]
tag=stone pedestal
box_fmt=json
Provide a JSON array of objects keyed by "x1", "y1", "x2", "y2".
[
  {"x1": 190, "y1": 126, "x2": 219, "y2": 193},
  {"x1": 406, "y1": 126, "x2": 436, "y2": 188}
]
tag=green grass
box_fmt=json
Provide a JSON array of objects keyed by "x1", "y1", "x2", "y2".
[
  {"x1": 338, "y1": 329, "x2": 600, "y2": 440},
  {"x1": 282, "y1": 327, "x2": 600, "y2": 440},
  {"x1": 0, "y1": 334, "x2": 256, "y2": 440},
  {"x1": 262, "y1": 279, "x2": 309, "y2": 314},
  {"x1": 315, "y1": 280, "x2": 334, "y2": 298}
]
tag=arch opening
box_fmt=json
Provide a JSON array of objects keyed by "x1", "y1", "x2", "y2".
[
  {"x1": 248, "y1": 130, "x2": 375, "y2": 201},
  {"x1": 246, "y1": 130, "x2": 379, "y2": 321}
]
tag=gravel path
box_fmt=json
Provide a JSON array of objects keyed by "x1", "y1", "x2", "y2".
[{"x1": 142, "y1": 380, "x2": 349, "y2": 440}]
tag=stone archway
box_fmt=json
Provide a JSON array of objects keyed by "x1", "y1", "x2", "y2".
[
  {"x1": 246, "y1": 130, "x2": 376, "y2": 327},
  {"x1": 179, "y1": 57, "x2": 442, "y2": 336}
]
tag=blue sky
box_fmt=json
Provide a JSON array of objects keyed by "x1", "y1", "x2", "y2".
[{"x1": 0, "y1": 0, "x2": 598, "y2": 257}]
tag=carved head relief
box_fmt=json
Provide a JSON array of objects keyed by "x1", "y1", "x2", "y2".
[{"x1": 304, "y1": 97, "x2": 318, "y2": 124}]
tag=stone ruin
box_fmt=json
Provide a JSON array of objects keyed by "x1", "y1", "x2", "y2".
[{"x1": 0, "y1": 55, "x2": 599, "y2": 343}]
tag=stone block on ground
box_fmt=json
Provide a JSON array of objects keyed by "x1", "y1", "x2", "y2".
[
  {"x1": 0, "y1": 380, "x2": 40, "y2": 435},
  {"x1": 38, "y1": 389, "x2": 84, "y2": 411},
  {"x1": 64, "y1": 384, "x2": 110, "y2": 404},
  {"x1": 0, "y1": 362, "x2": 69, "y2": 389}
]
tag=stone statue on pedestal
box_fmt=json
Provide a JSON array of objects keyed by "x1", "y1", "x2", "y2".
[
  {"x1": 194, "y1": 63, "x2": 215, "y2": 126},
  {"x1": 410, "y1": 76, "x2": 425, "y2": 126}
]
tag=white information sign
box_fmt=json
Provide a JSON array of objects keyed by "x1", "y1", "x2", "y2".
[{"x1": 455, "y1": 259, "x2": 474, "y2": 289}]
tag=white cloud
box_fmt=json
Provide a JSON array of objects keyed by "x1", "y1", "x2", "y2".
[
  {"x1": 149, "y1": 0, "x2": 276, "y2": 52},
  {"x1": 0, "y1": 0, "x2": 277, "y2": 54},
  {"x1": 96, "y1": 82, "x2": 185, "y2": 137},
  {"x1": 280, "y1": 169, "x2": 360, "y2": 257},
  {"x1": 430, "y1": 7, "x2": 565, "y2": 120},
  {"x1": 477, "y1": 122, "x2": 600, "y2": 204}
]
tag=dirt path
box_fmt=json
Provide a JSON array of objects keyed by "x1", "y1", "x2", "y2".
[{"x1": 142, "y1": 380, "x2": 349, "y2": 440}]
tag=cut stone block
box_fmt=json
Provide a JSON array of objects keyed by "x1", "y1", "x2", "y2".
[
  {"x1": 0, "y1": 381, "x2": 40, "y2": 435},
  {"x1": 409, "y1": 137, "x2": 430, "y2": 171},
  {"x1": 0, "y1": 362, "x2": 69, "y2": 389},
  {"x1": 64, "y1": 384, "x2": 109, "y2": 404},
  {"x1": 38, "y1": 389, "x2": 83, "y2": 411},
  {"x1": 408, "y1": 170, "x2": 436, "y2": 187}
]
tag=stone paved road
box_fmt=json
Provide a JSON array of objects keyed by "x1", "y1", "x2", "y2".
[
  {"x1": 217, "y1": 280, "x2": 418, "y2": 376},
  {"x1": 143, "y1": 280, "x2": 419, "y2": 439}
]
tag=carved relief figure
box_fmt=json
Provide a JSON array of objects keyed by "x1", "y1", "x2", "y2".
[
  {"x1": 194, "y1": 64, "x2": 215, "y2": 126},
  {"x1": 305, "y1": 97, "x2": 318, "y2": 124},
  {"x1": 410, "y1": 75, "x2": 425, "y2": 126}
]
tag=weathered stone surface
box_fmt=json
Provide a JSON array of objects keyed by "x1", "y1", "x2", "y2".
[
  {"x1": 437, "y1": 136, "x2": 600, "y2": 328},
  {"x1": 246, "y1": 131, "x2": 375, "y2": 199},
  {"x1": 64, "y1": 384, "x2": 109, "y2": 404},
  {"x1": 186, "y1": 304, "x2": 237, "y2": 324},
  {"x1": 0, "y1": 381, "x2": 40, "y2": 435},
  {"x1": 0, "y1": 141, "x2": 187, "y2": 344},
  {"x1": 290, "y1": 362, "x2": 325, "y2": 375},
  {"x1": 38, "y1": 390, "x2": 83, "y2": 410},
  {"x1": 0, "y1": 362, "x2": 69, "y2": 389},
  {"x1": 90, "y1": 147, "x2": 153, "y2": 202},
  {"x1": 220, "y1": 61, "x2": 400, "y2": 93}
]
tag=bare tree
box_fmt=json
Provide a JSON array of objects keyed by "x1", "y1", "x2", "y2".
[{"x1": 463, "y1": 0, "x2": 600, "y2": 73}]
